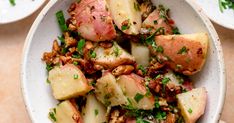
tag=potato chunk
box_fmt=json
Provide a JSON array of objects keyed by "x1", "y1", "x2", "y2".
[
  {"x1": 91, "y1": 42, "x2": 135, "y2": 69},
  {"x1": 150, "y1": 33, "x2": 209, "y2": 75},
  {"x1": 177, "y1": 87, "x2": 207, "y2": 123},
  {"x1": 107, "y1": 0, "x2": 142, "y2": 35},
  {"x1": 82, "y1": 94, "x2": 107, "y2": 123},
  {"x1": 142, "y1": 9, "x2": 173, "y2": 35},
  {"x1": 95, "y1": 72, "x2": 128, "y2": 106},
  {"x1": 73, "y1": 0, "x2": 116, "y2": 41},
  {"x1": 131, "y1": 42, "x2": 150, "y2": 67},
  {"x1": 48, "y1": 64, "x2": 91, "y2": 100},
  {"x1": 117, "y1": 74, "x2": 155, "y2": 110},
  {"x1": 49, "y1": 100, "x2": 83, "y2": 123}
]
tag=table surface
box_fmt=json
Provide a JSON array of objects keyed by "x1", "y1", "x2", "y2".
[{"x1": 0, "y1": 3, "x2": 233, "y2": 123}]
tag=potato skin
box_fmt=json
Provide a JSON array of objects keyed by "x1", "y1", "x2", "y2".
[
  {"x1": 74, "y1": 0, "x2": 116, "y2": 41},
  {"x1": 150, "y1": 33, "x2": 208, "y2": 75},
  {"x1": 142, "y1": 10, "x2": 173, "y2": 34}
]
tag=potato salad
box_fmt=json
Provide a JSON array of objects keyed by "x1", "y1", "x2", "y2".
[{"x1": 42, "y1": 0, "x2": 208, "y2": 123}]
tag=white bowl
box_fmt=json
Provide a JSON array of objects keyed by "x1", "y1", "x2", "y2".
[
  {"x1": 21, "y1": 0, "x2": 226, "y2": 123},
  {"x1": 0, "y1": 0, "x2": 45, "y2": 24}
]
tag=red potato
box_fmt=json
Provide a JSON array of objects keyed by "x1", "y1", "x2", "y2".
[
  {"x1": 117, "y1": 73, "x2": 155, "y2": 110},
  {"x1": 150, "y1": 33, "x2": 208, "y2": 75},
  {"x1": 142, "y1": 10, "x2": 173, "y2": 34},
  {"x1": 74, "y1": 0, "x2": 116, "y2": 42}
]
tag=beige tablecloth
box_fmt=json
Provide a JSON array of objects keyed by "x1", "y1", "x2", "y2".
[{"x1": 0, "y1": 3, "x2": 233, "y2": 123}]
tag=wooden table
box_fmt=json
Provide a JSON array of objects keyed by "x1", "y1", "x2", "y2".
[{"x1": 0, "y1": 3, "x2": 233, "y2": 123}]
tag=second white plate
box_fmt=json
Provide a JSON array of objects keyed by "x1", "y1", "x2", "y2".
[
  {"x1": 0, "y1": 0, "x2": 46, "y2": 24},
  {"x1": 196, "y1": 0, "x2": 234, "y2": 30}
]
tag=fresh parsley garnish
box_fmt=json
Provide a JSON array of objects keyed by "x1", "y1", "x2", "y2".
[
  {"x1": 49, "y1": 109, "x2": 57, "y2": 122},
  {"x1": 89, "y1": 50, "x2": 96, "y2": 58},
  {"x1": 172, "y1": 27, "x2": 181, "y2": 34},
  {"x1": 134, "y1": 93, "x2": 144, "y2": 103},
  {"x1": 94, "y1": 109, "x2": 99, "y2": 116},
  {"x1": 177, "y1": 46, "x2": 188, "y2": 55},
  {"x1": 77, "y1": 39, "x2": 85, "y2": 54},
  {"x1": 219, "y1": 0, "x2": 234, "y2": 13},
  {"x1": 188, "y1": 108, "x2": 193, "y2": 114},
  {"x1": 56, "y1": 10, "x2": 68, "y2": 32},
  {"x1": 73, "y1": 74, "x2": 79, "y2": 79},
  {"x1": 9, "y1": 0, "x2": 16, "y2": 6},
  {"x1": 162, "y1": 77, "x2": 170, "y2": 85}
]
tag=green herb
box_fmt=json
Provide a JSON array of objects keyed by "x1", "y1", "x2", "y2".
[
  {"x1": 113, "y1": 45, "x2": 121, "y2": 57},
  {"x1": 177, "y1": 46, "x2": 188, "y2": 55},
  {"x1": 94, "y1": 109, "x2": 99, "y2": 116},
  {"x1": 46, "y1": 78, "x2": 51, "y2": 84},
  {"x1": 145, "y1": 87, "x2": 152, "y2": 97},
  {"x1": 175, "y1": 74, "x2": 185, "y2": 84},
  {"x1": 134, "y1": 93, "x2": 144, "y2": 103},
  {"x1": 134, "y1": 2, "x2": 140, "y2": 11},
  {"x1": 172, "y1": 27, "x2": 181, "y2": 34},
  {"x1": 49, "y1": 110, "x2": 57, "y2": 122},
  {"x1": 153, "y1": 20, "x2": 158, "y2": 24},
  {"x1": 145, "y1": 27, "x2": 165, "y2": 46},
  {"x1": 121, "y1": 25, "x2": 129, "y2": 31},
  {"x1": 137, "y1": 65, "x2": 147, "y2": 75},
  {"x1": 136, "y1": 118, "x2": 150, "y2": 123},
  {"x1": 89, "y1": 50, "x2": 96, "y2": 58},
  {"x1": 73, "y1": 74, "x2": 79, "y2": 79},
  {"x1": 154, "y1": 101, "x2": 160, "y2": 108},
  {"x1": 162, "y1": 77, "x2": 170, "y2": 84},
  {"x1": 9, "y1": 0, "x2": 16, "y2": 6},
  {"x1": 73, "y1": 61, "x2": 78, "y2": 65},
  {"x1": 156, "y1": 46, "x2": 164, "y2": 53},
  {"x1": 61, "y1": 47, "x2": 68, "y2": 54},
  {"x1": 219, "y1": 0, "x2": 234, "y2": 13},
  {"x1": 46, "y1": 64, "x2": 53, "y2": 72},
  {"x1": 56, "y1": 10, "x2": 68, "y2": 32},
  {"x1": 158, "y1": 5, "x2": 169, "y2": 21},
  {"x1": 155, "y1": 74, "x2": 161, "y2": 79},
  {"x1": 77, "y1": 39, "x2": 85, "y2": 54},
  {"x1": 188, "y1": 108, "x2": 193, "y2": 114},
  {"x1": 155, "y1": 111, "x2": 167, "y2": 120},
  {"x1": 72, "y1": 54, "x2": 81, "y2": 58},
  {"x1": 58, "y1": 36, "x2": 65, "y2": 44},
  {"x1": 121, "y1": 19, "x2": 131, "y2": 31}
]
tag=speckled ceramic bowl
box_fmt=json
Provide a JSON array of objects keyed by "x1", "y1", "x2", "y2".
[{"x1": 21, "y1": 0, "x2": 226, "y2": 122}]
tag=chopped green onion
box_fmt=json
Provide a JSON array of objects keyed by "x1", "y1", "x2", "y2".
[
  {"x1": 9, "y1": 0, "x2": 16, "y2": 6},
  {"x1": 73, "y1": 61, "x2": 78, "y2": 65},
  {"x1": 56, "y1": 10, "x2": 68, "y2": 32},
  {"x1": 177, "y1": 46, "x2": 188, "y2": 55},
  {"x1": 46, "y1": 64, "x2": 53, "y2": 72},
  {"x1": 162, "y1": 77, "x2": 170, "y2": 85},
  {"x1": 49, "y1": 110, "x2": 57, "y2": 122},
  {"x1": 94, "y1": 109, "x2": 99, "y2": 116},
  {"x1": 188, "y1": 108, "x2": 193, "y2": 114},
  {"x1": 137, "y1": 65, "x2": 147, "y2": 75},
  {"x1": 156, "y1": 45, "x2": 164, "y2": 53},
  {"x1": 172, "y1": 27, "x2": 181, "y2": 34},
  {"x1": 77, "y1": 39, "x2": 85, "y2": 54},
  {"x1": 136, "y1": 118, "x2": 150, "y2": 123},
  {"x1": 73, "y1": 74, "x2": 79, "y2": 79},
  {"x1": 134, "y1": 93, "x2": 144, "y2": 103},
  {"x1": 155, "y1": 111, "x2": 167, "y2": 120},
  {"x1": 89, "y1": 50, "x2": 96, "y2": 58}
]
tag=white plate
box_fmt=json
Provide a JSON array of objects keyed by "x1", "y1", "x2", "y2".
[
  {"x1": 0, "y1": 0, "x2": 45, "y2": 24},
  {"x1": 196, "y1": 0, "x2": 234, "y2": 30},
  {"x1": 21, "y1": 0, "x2": 226, "y2": 123}
]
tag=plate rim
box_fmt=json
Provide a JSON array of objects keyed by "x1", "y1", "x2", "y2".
[
  {"x1": 0, "y1": 0, "x2": 46, "y2": 24},
  {"x1": 20, "y1": 0, "x2": 226, "y2": 122}
]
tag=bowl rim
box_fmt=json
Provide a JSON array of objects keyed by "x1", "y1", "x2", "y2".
[{"x1": 20, "y1": 0, "x2": 226, "y2": 122}]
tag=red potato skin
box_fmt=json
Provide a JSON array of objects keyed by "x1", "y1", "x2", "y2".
[
  {"x1": 151, "y1": 36, "x2": 206, "y2": 75},
  {"x1": 74, "y1": 0, "x2": 116, "y2": 42},
  {"x1": 142, "y1": 10, "x2": 173, "y2": 34}
]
